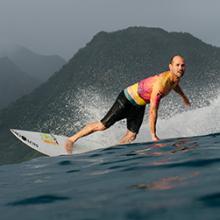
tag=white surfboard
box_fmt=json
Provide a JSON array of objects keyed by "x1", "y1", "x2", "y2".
[{"x1": 10, "y1": 129, "x2": 94, "y2": 157}]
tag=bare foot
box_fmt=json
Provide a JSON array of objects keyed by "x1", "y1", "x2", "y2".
[{"x1": 65, "y1": 139, "x2": 74, "y2": 154}]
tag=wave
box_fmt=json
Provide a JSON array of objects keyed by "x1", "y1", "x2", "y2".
[{"x1": 69, "y1": 90, "x2": 220, "y2": 154}]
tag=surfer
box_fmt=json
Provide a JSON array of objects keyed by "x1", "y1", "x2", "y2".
[{"x1": 65, "y1": 55, "x2": 190, "y2": 154}]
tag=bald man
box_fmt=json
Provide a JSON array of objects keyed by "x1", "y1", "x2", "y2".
[{"x1": 65, "y1": 55, "x2": 190, "y2": 154}]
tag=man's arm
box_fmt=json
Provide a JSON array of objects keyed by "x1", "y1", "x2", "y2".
[
  {"x1": 149, "y1": 90, "x2": 162, "y2": 141},
  {"x1": 173, "y1": 84, "x2": 191, "y2": 106}
]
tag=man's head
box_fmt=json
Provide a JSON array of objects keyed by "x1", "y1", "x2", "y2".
[{"x1": 169, "y1": 55, "x2": 185, "y2": 79}]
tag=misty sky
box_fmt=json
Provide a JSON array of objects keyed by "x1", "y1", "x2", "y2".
[{"x1": 1, "y1": 0, "x2": 220, "y2": 60}]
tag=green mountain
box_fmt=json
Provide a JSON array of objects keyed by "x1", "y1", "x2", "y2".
[{"x1": 1, "y1": 27, "x2": 220, "y2": 165}]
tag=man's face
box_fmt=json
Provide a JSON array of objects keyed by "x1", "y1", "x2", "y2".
[{"x1": 169, "y1": 56, "x2": 186, "y2": 78}]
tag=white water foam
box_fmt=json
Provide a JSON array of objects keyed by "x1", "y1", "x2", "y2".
[
  {"x1": 156, "y1": 92, "x2": 220, "y2": 139},
  {"x1": 137, "y1": 91, "x2": 220, "y2": 142}
]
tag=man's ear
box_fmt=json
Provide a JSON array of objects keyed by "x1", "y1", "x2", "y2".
[{"x1": 169, "y1": 63, "x2": 172, "y2": 70}]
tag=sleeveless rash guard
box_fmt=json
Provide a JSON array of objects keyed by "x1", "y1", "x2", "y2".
[{"x1": 124, "y1": 71, "x2": 178, "y2": 106}]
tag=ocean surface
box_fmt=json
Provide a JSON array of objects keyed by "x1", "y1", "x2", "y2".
[
  {"x1": 1, "y1": 132, "x2": 220, "y2": 219},
  {"x1": 1, "y1": 91, "x2": 220, "y2": 219}
]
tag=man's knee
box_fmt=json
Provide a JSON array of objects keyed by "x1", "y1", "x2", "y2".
[
  {"x1": 119, "y1": 131, "x2": 137, "y2": 144},
  {"x1": 96, "y1": 122, "x2": 107, "y2": 131},
  {"x1": 86, "y1": 122, "x2": 106, "y2": 132},
  {"x1": 129, "y1": 133, "x2": 137, "y2": 141},
  {"x1": 127, "y1": 131, "x2": 137, "y2": 141}
]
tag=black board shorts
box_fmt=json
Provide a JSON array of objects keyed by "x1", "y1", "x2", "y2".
[{"x1": 101, "y1": 91, "x2": 146, "y2": 134}]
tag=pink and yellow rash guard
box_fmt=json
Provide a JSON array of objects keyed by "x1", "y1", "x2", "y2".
[{"x1": 124, "y1": 71, "x2": 178, "y2": 107}]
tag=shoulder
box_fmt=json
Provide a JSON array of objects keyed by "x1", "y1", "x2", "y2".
[
  {"x1": 154, "y1": 71, "x2": 168, "y2": 85},
  {"x1": 151, "y1": 72, "x2": 169, "y2": 93},
  {"x1": 158, "y1": 71, "x2": 170, "y2": 78}
]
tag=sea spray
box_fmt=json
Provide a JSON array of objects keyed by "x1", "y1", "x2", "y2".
[{"x1": 69, "y1": 90, "x2": 220, "y2": 154}]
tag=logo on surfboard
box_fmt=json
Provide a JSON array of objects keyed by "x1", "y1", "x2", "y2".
[
  {"x1": 12, "y1": 130, "x2": 40, "y2": 148},
  {"x1": 41, "y1": 134, "x2": 59, "y2": 145}
]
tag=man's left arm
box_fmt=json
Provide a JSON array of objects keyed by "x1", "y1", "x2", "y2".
[{"x1": 173, "y1": 84, "x2": 191, "y2": 106}]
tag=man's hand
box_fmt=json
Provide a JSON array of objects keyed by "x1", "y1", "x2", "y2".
[{"x1": 152, "y1": 134, "x2": 160, "y2": 142}]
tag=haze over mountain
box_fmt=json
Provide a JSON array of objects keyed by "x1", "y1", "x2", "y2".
[
  {"x1": 0, "y1": 44, "x2": 66, "y2": 82},
  {"x1": 0, "y1": 57, "x2": 39, "y2": 109},
  {"x1": 0, "y1": 27, "x2": 220, "y2": 164},
  {"x1": 0, "y1": 44, "x2": 66, "y2": 109}
]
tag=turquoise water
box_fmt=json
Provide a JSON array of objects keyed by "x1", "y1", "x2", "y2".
[{"x1": 1, "y1": 133, "x2": 220, "y2": 220}]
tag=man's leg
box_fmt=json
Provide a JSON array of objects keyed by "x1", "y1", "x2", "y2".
[
  {"x1": 120, "y1": 104, "x2": 145, "y2": 145},
  {"x1": 65, "y1": 122, "x2": 106, "y2": 154},
  {"x1": 65, "y1": 91, "x2": 129, "y2": 154},
  {"x1": 119, "y1": 130, "x2": 137, "y2": 144}
]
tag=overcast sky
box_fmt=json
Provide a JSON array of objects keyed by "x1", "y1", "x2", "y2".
[{"x1": 1, "y1": 0, "x2": 220, "y2": 60}]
